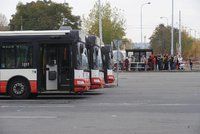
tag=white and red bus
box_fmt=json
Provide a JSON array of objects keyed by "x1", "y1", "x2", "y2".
[
  {"x1": 0, "y1": 30, "x2": 90, "y2": 99},
  {"x1": 86, "y1": 36, "x2": 105, "y2": 89},
  {"x1": 101, "y1": 45, "x2": 115, "y2": 84}
]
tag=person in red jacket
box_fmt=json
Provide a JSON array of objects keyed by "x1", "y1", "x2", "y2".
[{"x1": 124, "y1": 57, "x2": 129, "y2": 71}]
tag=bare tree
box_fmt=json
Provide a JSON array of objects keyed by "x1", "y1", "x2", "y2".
[{"x1": 0, "y1": 13, "x2": 8, "y2": 31}]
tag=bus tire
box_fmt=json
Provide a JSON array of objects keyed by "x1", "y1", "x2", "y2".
[{"x1": 8, "y1": 79, "x2": 30, "y2": 99}]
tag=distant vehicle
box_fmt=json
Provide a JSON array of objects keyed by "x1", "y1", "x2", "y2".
[
  {"x1": 113, "y1": 50, "x2": 126, "y2": 71},
  {"x1": 113, "y1": 50, "x2": 126, "y2": 63},
  {"x1": 0, "y1": 30, "x2": 90, "y2": 99}
]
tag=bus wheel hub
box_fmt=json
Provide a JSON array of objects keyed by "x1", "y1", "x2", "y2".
[{"x1": 13, "y1": 83, "x2": 25, "y2": 95}]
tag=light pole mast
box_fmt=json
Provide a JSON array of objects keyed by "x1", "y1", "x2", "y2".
[
  {"x1": 21, "y1": 16, "x2": 23, "y2": 31},
  {"x1": 171, "y1": 0, "x2": 174, "y2": 55},
  {"x1": 179, "y1": 11, "x2": 182, "y2": 56},
  {"x1": 99, "y1": 0, "x2": 103, "y2": 47},
  {"x1": 140, "y1": 2, "x2": 151, "y2": 44}
]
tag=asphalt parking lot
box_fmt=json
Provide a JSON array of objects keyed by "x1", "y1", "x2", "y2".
[{"x1": 0, "y1": 72, "x2": 200, "y2": 134}]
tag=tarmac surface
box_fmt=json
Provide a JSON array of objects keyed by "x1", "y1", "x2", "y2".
[{"x1": 0, "y1": 72, "x2": 200, "y2": 134}]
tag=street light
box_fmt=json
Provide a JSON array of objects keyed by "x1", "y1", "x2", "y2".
[
  {"x1": 140, "y1": 2, "x2": 151, "y2": 43},
  {"x1": 98, "y1": 0, "x2": 103, "y2": 47},
  {"x1": 160, "y1": 17, "x2": 168, "y2": 26},
  {"x1": 171, "y1": 0, "x2": 174, "y2": 55}
]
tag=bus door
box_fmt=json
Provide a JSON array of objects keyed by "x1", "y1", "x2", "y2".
[
  {"x1": 45, "y1": 47, "x2": 58, "y2": 90},
  {"x1": 58, "y1": 46, "x2": 73, "y2": 90}
]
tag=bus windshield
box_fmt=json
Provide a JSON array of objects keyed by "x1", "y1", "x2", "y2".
[
  {"x1": 93, "y1": 46, "x2": 103, "y2": 70},
  {"x1": 76, "y1": 43, "x2": 89, "y2": 70},
  {"x1": 102, "y1": 47, "x2": 113, "y2": 70},
  {"x1": 107, "y1": 51, "x2": 113, "y2": 69}
]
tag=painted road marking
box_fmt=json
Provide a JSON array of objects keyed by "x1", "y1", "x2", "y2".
[
  {"x1": 0, "y1": 116, "x2": 57, "y2": 119},
  {"x1": 0, "y1": 103, "x2": 199, "y2": 109},
  {"x1": 90, "y1": 103, "x2": 200, "y2": 107},
  {"x1": 0, "y1": 105, "x2": 75, "y2": 108}
]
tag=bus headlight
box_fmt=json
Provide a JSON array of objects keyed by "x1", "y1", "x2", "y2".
[
  {"x1": 77, "y1": 80, "x2": 85, "y2": 85},
  {"x1": 108, "y1": 76, "x2": 114, "y2": 79},
  {"x1": 94, "y1": 79, "x2": 100, "y2": 83}
]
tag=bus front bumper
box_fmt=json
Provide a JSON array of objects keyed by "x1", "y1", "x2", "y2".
[{"x1": 74, "y1": 79, "x2": 90, "y2": 92}]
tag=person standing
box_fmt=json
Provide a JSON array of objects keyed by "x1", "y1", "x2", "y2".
[
  {"x1": 169, "y1": 55, "x2": 174, "y2": 70},
  {"x1": 153, "y1": 56, "x2": 157, "y2": 71},
  {"x1": 178, "y1": 55, "x2": 184, "y2": 70},
  {"x1": 124, "y1": 57, "x2": 129, "y2": 71},
  {"x1": 189, "y1": 58, "x2": 193, "y2": 71}
]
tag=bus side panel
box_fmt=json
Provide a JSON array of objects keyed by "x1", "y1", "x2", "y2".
[
  {"x1": 84, "y1": 71, "x2": 90, "y2": 90},
  {"x1": 0, "y1": 69, "x2": 37, "y2": 93},
  {"x1": 0, "y1": 70, "x2": 7, "y2": 94},
  {"x1": 90, "y1": 70, "x2": 101, "y2": 89},
  {"x1": 107, "y1": 69, "x2": 115, "y2": 83},
  {"x1": 99, "y1": 71, "x2": 105, "y2": 87},
  {"x1": 74, "y1": 69, "x2": 88, "y2": 92}
]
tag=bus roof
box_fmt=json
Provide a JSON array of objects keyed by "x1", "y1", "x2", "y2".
[{"x1": 0, "y1": 30, "x2": 71, "y2": 36}]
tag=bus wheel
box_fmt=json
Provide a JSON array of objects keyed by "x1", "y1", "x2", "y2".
[{"x1": 8, "y1": 79, "x2": 30, "y2": 99}]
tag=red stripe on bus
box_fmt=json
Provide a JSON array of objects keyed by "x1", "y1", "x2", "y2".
[
  {"x1": 0, "y1": 81, "x2": 7, "y2": 93},
  {"x1": 30, "y1": 81, "x2": 38, "y2": 93}
]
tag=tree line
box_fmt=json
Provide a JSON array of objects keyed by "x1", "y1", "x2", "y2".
[
  {"x1": 150, "y1": 24, "x2": 200, "y2": 59},
  {"x1": 0, "y1": 0, "x2": 198, "y2": 58}
]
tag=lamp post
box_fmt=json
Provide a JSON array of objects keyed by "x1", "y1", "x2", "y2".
[
  {"x1": 171, "y1": 0, "x2": 174, "y2": 55},
  {"x1": 98, "y1": 0, "x2": 103, "y2": 47},
  {"x1": 140, "y1": 2, "x2": 151, "y2": 44},
  {"x1": 178, "y1": 11, "x2": 182, "y2": 56},
  {"x1": 160, "y1": 17, "x2": 168, "y2": 26}
]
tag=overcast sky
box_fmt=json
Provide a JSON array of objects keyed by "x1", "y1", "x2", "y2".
[{"x1": 0, "y1": 0, "x2": 199, "y2": 42}]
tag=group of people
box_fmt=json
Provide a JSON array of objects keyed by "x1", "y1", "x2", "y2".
[
  {"x1": 144, "y1": 54, "x2": 185, "y2": 71},
  {"x1": 123, "y1": 53, "x2": 193, "y2": 71}
]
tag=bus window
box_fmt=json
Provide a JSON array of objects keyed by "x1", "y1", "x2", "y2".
[
  {"x1": 93, "y1": 47, "x2": 103, "y2": 70},
  {"x1": 46, "y1": 48, "x2": 57, "y2": 66},
  {"x1": 93, "y1": 47, "x2": 98, "y2": 69},
  {"x1": 107, "y1": 52, "x2": 113, "y2": 69},
  {"x1": 1, "y1": 45, "x2": 15, "y2": 68},
  {"x1": 97, "y1": 48, "x2": 103, "y2": 70},
  {"x1": 16, "y1": 46, "x2": 33, "y2": 68},
  {"x1": 76, "y1": 43, "x2": 89, "y2": 70},
  {"x1": 81, "y1": 48, "x2": 89, "y2": 70},
  {"x1": 75, "y1": 43, "x2": 81, "y2": 69},
  {"x1": 0, "y1": 44, "x2": 33, "y2": 69}
]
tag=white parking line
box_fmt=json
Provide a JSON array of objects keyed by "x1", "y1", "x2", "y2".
[
  {"x1": 0, "y1": 103, "x2": 198, "y2": 109},
  {"x1": 150, "y1": 103, "x2": 200, "y2": 106},
  {"x1": 0, "y1": 116, "x2": 57, "y2": 119},
  {"x1": 0, "y1": 105, "x2": 75, "y2": 108},
  {"x1": 94, "y1": 103, "x2": 200, "y2": 107}
]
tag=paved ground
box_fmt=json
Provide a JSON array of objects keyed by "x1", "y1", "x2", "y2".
[{"x1": 0, "y1": 72, "x2": 200, "y2": 134}]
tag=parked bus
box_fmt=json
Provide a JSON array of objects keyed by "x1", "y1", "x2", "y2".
[
  {"x1": 101, "y1": 45, "x2": 115, "y2": 84},
  {"x1": 0, "y1": 30, "x2": 90, "y2": 99},
  {"x1": 86, "y1": 36, "x2": 104, "y2": 89}
]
